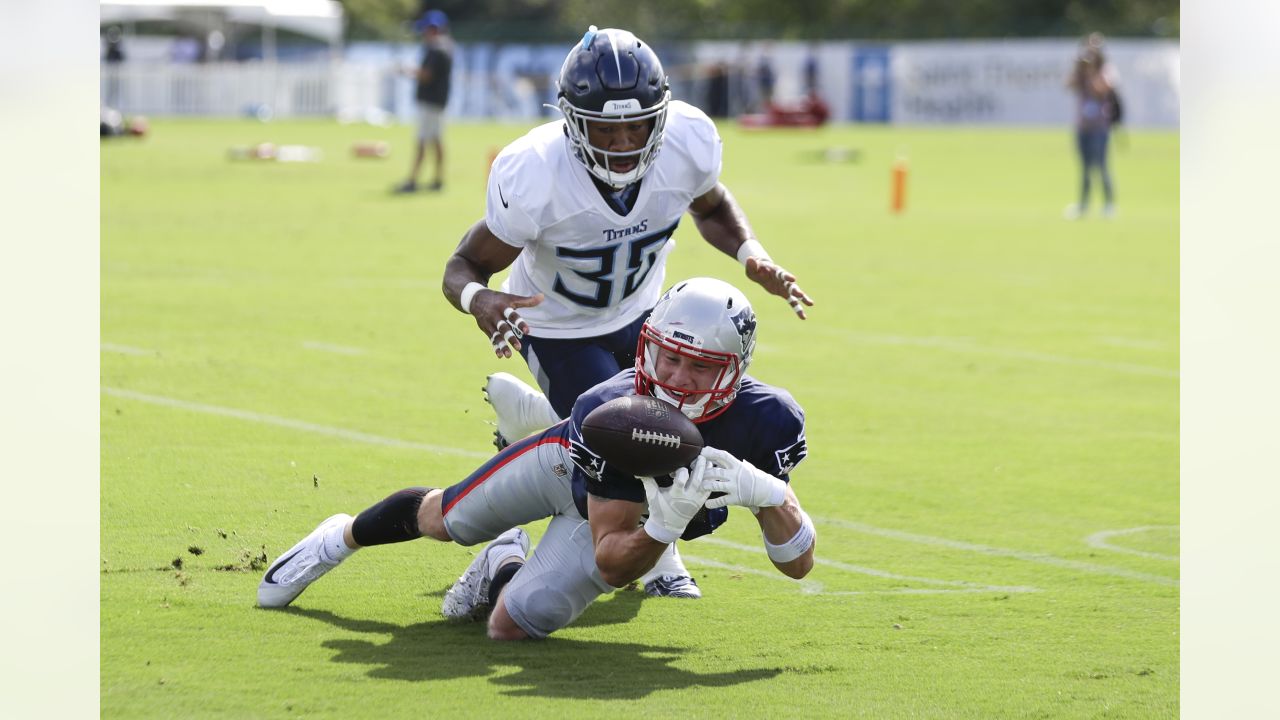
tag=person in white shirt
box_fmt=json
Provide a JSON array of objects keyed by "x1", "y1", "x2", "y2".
[{"x1": 441, "y1": 26, "x2": 815, "y2": 599}]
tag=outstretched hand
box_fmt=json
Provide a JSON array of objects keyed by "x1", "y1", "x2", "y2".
[
  {"x1": 470, "y1": 290, "x2": 544, "y2": 358},
  {"x1": 699, "y1": 446, "x2": 788, "y2": 510},
  {"x1": 640, "y1": 456, "x2": 712, "y2": 544},
  {"x1": 745, "y1": 256, "x2": 814, "y2": 320}
]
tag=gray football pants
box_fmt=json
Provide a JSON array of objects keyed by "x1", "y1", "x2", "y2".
[{"x1": 440, "y1": 432, "x2": 617, "y2": 638}]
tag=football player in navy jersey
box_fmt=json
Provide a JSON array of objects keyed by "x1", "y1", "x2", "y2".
[
  {"x1": 259, "y1": 278, "x2": 817, "y2": 640},
  {"x1": 441, "y1": 25, "x2": 814, "y2": 597}
]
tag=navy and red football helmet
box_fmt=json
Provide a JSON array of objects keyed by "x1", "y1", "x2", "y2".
[{"x1": 556, "y1": 26, "x2": 670, "y2": 189}]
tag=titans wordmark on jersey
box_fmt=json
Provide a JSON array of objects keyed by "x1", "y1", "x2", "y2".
[{"x1": 484, "y1": 101, "x2": 723, "y2": 339}]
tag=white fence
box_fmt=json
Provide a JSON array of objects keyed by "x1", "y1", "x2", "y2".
[
  {"x1": 101, "y1": 38, "x2": 1179, "y2": 128},
  {"x1": 102, "y1": 61, "x2": 342, "y2": 117}
]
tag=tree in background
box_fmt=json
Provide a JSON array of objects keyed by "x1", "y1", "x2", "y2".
[
  {"x1": 339, "y1": 0, "x2": 1177, "y2": 42},
  {"x1": 337, "y1": 0, "x2": 1177, "y2": 42}
]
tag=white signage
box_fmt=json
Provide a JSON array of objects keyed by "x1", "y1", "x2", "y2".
[{"x1": 890, "y1": 39, "x2": 1179, "y2": 128}]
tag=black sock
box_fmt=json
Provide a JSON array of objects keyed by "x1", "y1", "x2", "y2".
[
  {"x1": 487, "y1": 560, "x2": 523, "y2": 604},
  {"x1": 351, "y1": 487, "x2": 431, "y2": 547}
]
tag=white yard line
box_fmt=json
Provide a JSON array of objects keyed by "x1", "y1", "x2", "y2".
[
  {"x1": 680, "y1": 555, "x2": 827, "y2": 594},
  {"x1": 1084, "y1": 526, "x2": 1179, "y2": 561},
  {"x1": 833, "y1": 330, "x2": 1178, "y2": 379},
  {"x1": 102, "y1": 387, "x2": 489, "y2": 460},
  {"x1": 100, "y1": 384, "x2": 1175, "y2": 593},
  {"x1": 816, "y1": 516, "x2": 1178, "y2": 587},
  {"x1": 1096, "y1": 336, "x2": 1169, "y2": 352},
  {"x1": 694, "y1": 537, "x2": 1039, "y2": 594},
  {"x1": 301, "y1": 341, "x2": 368, "y2": 356},
  {"x1": 101, "y1": 343, "x2": 156, "y2": 356}
]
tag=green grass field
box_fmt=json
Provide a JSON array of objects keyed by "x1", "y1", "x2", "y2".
[{"x1": 101, "y1": 118, "x2": 1178, "y2": 718}]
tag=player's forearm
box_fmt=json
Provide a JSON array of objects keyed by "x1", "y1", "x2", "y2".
[
  {"x1": 442, "y1": 224, "x2": 497, "y2": 311},
  {"x1": 756, "y1": 491, "x2": 816, "y2": 579},
  {"x1": 593, "y1": 528, "x2": 668, "y2": 588},
  {"x1": 692, "y1": 186, "x2": 757, "y2": 259},
  {"x1": 442, "y1": 253, "x2": 490, "y2": 310}
]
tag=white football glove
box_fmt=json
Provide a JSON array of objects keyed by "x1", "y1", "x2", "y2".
[
  {"x1": 640, "y1": 456, "x2": 712, "y2": 544},
  {"x1": 700, "y1": 446, "x2": 788, "y2": 510}
]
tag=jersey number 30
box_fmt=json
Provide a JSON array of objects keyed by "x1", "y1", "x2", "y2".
[{"x1": 552, "y1": 224, "x2": 677, "y2": 309}]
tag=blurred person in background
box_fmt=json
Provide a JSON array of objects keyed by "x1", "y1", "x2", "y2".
[
  {"x1": 440, "y1": 26, "x2": 814, "y2": 600},
  {"x1": 755, "y1": 50, "x2": 775, "y2": 112},
  {"x1": 394, "y1": 10, "x2": 453, "y2": 194},
  {"x1": 803, "y1": 47, "x2": 819, "y2": 94},
  {"x1": 1064, "y1": 35, "x2": 1119, "y2": 219},
  {"x1": 103, "y1": 26, "x2": 126, "y2": 109},
  {"x1": 705, "y1": 62, "x2": 730, "y2": 118}
]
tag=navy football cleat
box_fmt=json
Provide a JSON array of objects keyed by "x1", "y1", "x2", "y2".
[
  {"x1": 644, "y1": 574, "x2": 702, "y2": 599},
  {"x1": 640, "y1": 543, "x2": 702, "y2": 599}
]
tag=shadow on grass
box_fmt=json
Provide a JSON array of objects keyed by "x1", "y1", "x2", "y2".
[{"x1": 282, "y1": 590, "x2": 782, "y2": 699}]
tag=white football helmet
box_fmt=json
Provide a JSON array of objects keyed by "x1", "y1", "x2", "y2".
[{"x1": 635, "y1": 278, "x2": 757, "y2": 423}]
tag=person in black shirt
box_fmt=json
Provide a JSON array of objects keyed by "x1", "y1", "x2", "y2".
[
  {"x1": 395, "y1": 10, "x2": 453, "y2": 193},
  {"x1": 103, "y1": 26, "x2": 126, "y2": 109}
]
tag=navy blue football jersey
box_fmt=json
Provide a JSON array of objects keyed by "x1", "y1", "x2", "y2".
[{"x1": 561, "y1": 369, "x2": 808, "y2": 540}]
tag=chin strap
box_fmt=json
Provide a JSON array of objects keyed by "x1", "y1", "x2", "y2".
[{"x1": 654, "y1": 387, "x2": 711, "y2": 420}]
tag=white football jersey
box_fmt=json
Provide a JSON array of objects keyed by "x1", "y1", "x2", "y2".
[{"x1": 485, "y1": 100, "x2": 722, "y2": 339}]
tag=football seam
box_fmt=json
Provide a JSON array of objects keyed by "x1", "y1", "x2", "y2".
[{"x1": 630, "y1": 428, "x2": 682, "y2": 448}]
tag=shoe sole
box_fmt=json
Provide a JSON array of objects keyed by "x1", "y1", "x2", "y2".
[{"x1": 257, "y1": 513, "x2": 351, "y2": 608}]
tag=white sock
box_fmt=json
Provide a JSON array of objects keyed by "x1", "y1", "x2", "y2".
[
  {"x1": 485, "y1": 545, "x2": 527, "y2": 577},
  {"x1": 320, "y1": 521, "x2": 356, "y2": 563}
]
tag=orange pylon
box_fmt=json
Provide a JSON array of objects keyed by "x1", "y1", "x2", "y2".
[{"x1": 891, "y1": 157, "x2": 909, "y2": 213}]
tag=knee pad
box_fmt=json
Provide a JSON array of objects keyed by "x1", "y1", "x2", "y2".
[{"x1": 503, "y1": 571, "x2": 579, "y2": 640}]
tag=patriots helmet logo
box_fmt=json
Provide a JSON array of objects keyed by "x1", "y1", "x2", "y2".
[{"x1": 730, "y1": 306, "x2": 757, "y2": 347}]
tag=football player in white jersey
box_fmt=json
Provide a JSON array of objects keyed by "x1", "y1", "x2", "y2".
[{"x1": 441, "y1": 27, "x2": 814, "y2": 599}]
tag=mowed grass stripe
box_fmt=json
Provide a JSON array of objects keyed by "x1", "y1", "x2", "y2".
[
  {"x1": 816, "y1": 516, "x2": 1178, "y2": 586},
  {"x1": 103, "y1": 386, "x2": 490, "y2": 460}
]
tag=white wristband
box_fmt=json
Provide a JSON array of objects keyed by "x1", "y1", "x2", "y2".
[
  {"x1": 735, "y1": 239, "x2": 772, "y2": 266},
  {"x1": 458, "y1": 282, "x2": 486, "y2": 315},
  {"x1": 643, "y1": 517, "x2": 680, "y2": 545},
  {"x1": 764, "y1": 510, "x2": 816, "y2": 563}
]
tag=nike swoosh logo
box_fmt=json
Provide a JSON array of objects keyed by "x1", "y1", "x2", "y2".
[
  {"x1": 498, "y1": 184, "x2": 509, "y2": 209},
  {"x1": 263, "y1": 549, "x2": 301, "y2": 585}
]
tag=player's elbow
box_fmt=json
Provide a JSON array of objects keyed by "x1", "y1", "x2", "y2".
[
  {"x1": 598, "y1": 568, "x2": 635, "y2": 588},
  {"x1": 591, "y1": 547, "x2": 626, "y2": 587},
  {"x1": 775, "y1": 548, "x2": 815, "y2": 580}
]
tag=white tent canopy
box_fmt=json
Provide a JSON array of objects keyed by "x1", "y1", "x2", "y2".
[{"x1": 100, "y1": 0, "x2": 345, "y2": 46}]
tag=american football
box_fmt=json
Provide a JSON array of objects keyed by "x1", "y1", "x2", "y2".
[{"x1": 581, "y1": 395, "x2": 703, "y2": 477}]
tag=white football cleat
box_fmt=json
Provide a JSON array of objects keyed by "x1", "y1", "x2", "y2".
[
  {"x1": 441, "y1": 527, "x2": 530, "y2": 621},
  {"x1": 640, "y1": 543, "x2": 702, "y2": 599},
  {"x1": 483, "y1": 372, "x2": 560, "y2": 449},
  {"x1": 258, "y1": 513, "x2": 353, "y2": 608}
]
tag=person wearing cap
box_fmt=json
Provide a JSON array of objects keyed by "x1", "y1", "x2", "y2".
[{"x1": 395, "y1": 10, "x2": 453, "y2": 193}]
